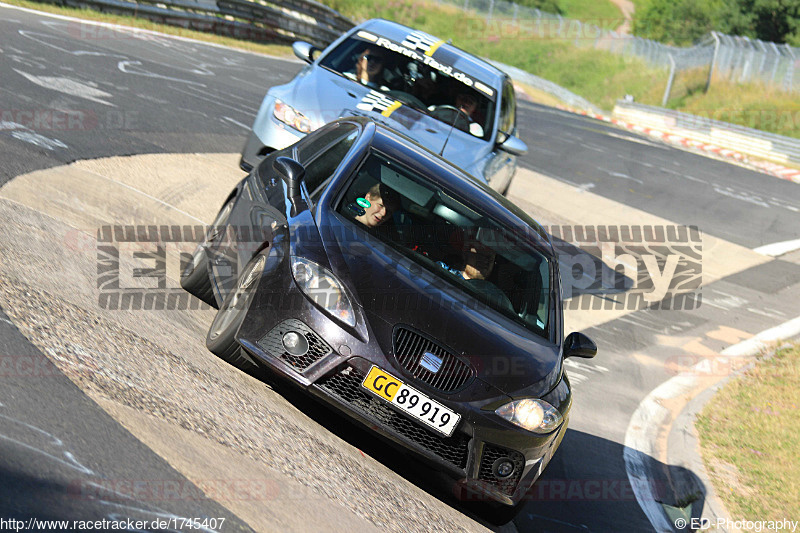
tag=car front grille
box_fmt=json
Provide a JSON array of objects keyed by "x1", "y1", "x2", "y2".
[
  {"x1": 317, "y1": 363, "x2": 470, "y2": 470},
  {"x1": 478, "y1": 444, "x2": 525, "y2": 496},
  {"x1": 392, "y1": 326, "x2": 474, "y2": 393},
  {"x1": 257, "y1": 319, "x2": 332, "y2": 372}
]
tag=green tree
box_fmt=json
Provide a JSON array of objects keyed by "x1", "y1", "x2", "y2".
[
  {"x1": 632, "y1": 0, "x2": 722, "y2": 45},
  {"x1": 718, "y1": 0, "x2": 800, "y2": 44}
]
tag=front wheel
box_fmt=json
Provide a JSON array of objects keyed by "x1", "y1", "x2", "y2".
[{"x1": 205, "y1": 255, "x2": 266, "y2": 372}]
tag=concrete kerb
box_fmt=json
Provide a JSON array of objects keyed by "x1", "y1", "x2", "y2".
[
  {"x1": 553, "y1": 103, "x2": 800, "y2": 185},
  {"x1": 624, "y1": 316, "x2": 800, "y2": 533}
]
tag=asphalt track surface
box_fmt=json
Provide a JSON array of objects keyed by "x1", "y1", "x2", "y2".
[{"x1": 2, "y1": 6, "x2": 800, "y2": 532}]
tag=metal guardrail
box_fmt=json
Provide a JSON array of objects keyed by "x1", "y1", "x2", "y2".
[
  {"x1": 613, "y1": 101, "x2": 800, "y2": 165},
  {"x1": 52, "y1": 0, "x2": 354, "y2": 48}
]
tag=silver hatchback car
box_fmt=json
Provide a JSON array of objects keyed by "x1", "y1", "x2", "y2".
[{"x1": 240, "y1": 18, "x2": 528, "y2": 195}]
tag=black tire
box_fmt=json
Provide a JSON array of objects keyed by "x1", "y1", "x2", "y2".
[
  {"x1": 180, "y1": 198, "x2": 235, "y2": 308},
  {"x1": 500, "y1": 176, "x2": 513, "y2": 197},
  {"x1": 205, "y1": 287, "x2": 258, "y2": 372},
  {"x1": 180, "y1": 245, "x2": 217, "y2": 308},
  {"x1": 205, "y1": 255, "x2": 265, "y2": 372}
]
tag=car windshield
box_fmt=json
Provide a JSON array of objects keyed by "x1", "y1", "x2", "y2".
[
  {"x1": 338, "y1": 150, "x2": 551, "y2": 340},
  {"x1": 319, "y1": 35, "x2": 496, "y2": 140}
]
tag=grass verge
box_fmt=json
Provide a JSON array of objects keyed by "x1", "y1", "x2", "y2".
[{"x1": 695, "y1": 343, "x2": 800, "y2": 520}]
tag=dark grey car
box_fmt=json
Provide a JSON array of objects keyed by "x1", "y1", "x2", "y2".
[{"x1": 187, "y1": 117, "x2": 596, "y2": 518}]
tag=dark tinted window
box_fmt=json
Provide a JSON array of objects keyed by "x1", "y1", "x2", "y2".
[
  {"x1": 318, "y1": 36, "x2": 496, "y2": 139},
  {"x1": 296, "y1": 123, "x2": 359, "y2": 201},
  {"x1": 337, "y1": 150, "x2": 551, "y2": 339},
  {"x1": 499, "y1": 80, "x2": 516, "y2": 136}
]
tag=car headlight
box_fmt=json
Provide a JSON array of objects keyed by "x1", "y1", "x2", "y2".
[
  {"x1": 290, "y1": 256, "x2": 355, "y2": 327},
  {"x1": 273, "y1": 99, "x2": 312, "y2": 133},
  {"x1": 495, "y1": 398, "x2": 563, "y2": 434}
]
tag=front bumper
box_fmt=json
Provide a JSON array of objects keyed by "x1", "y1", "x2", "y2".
[{"x1": 234, "y1": 247, "x2": 570, "y2": 506}]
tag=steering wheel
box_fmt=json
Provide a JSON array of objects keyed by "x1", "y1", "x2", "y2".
[
  {"x1": 429, "y1": 105, "x2": 471, "y2": 133},
  {"x1": 386, "y1": 90, "x2": 426, "y2": 110}
]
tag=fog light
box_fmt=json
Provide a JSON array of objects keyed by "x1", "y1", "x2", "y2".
[
  {"x1": 282, "y1": 331, "x2": 309, "y2": 356},
  {"x1": 493, "y1": 458, "x2": 515, "y2": 479}
]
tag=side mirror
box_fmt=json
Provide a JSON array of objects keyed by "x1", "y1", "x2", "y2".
[
  {"x1": 292, "y1": 41, "x2": 319, "y2": 64},
  {"x1": 498, "y1": 134, "x2": 528, "y2": 156},
  {"x1": 564, "y1": 332, "x2": 597, "y2": 359},
  {"x1": 273, "y1": 156, "x2": 305, "y2": 207}
]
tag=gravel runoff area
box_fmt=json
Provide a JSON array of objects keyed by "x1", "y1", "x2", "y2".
[{"x1": 0, "y1": 157, "x2": 495, "y2": 533}]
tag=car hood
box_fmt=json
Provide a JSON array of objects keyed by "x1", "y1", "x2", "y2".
[
  {"x1": 331, "y1": 236, "x2": 562, "y2": 399},
  {"x1": 272, "y1": 67, "x2": 489, "y2": 179}
]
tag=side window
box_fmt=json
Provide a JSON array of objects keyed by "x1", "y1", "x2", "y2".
[
  {"x1": 499, "y1": 80, "x2": 516, "y2": 136},
  {"x1": 302, "y1": 127, "x2": 359, "y2": 203}
]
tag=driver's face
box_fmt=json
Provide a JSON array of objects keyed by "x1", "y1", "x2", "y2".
[
  {"x1": 357, "y1": 49, "x2": 384, "y2": 79},
  {"x1": 456, "y1": 93, "x2": 477, "y2": 116}
]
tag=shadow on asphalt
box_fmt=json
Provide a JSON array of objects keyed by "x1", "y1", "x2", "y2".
[{"x1": 245, "y1": 369, "x2": 706, "y2": 533}]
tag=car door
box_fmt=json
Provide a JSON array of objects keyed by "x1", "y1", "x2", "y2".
[{"x1": 485, "y1": 79, "x2": 519, "y2": 193}]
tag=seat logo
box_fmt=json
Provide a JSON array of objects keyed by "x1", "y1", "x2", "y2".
[{"x1": 420, "y1": 352, "x2": 443, "y2": 374}]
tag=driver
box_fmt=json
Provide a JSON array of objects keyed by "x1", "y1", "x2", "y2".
[{"x1": 346, "y1": 46, "x2": 389, "y2": 90}]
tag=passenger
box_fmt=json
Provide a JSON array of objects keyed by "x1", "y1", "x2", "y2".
[
  {"x1": 354, "y1": 183, "x2": 400, "y2": 228},
  {"x1": 454, "y1": 91, "x2": 485, "y2": 138}
]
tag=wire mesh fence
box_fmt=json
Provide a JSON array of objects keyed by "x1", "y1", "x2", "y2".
[{"x1": 441, "y1": 0, "x2": 800, "y2": 97}]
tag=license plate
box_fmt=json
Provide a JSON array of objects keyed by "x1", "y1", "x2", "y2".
[{"x1": 361, "y1": 365, "x2": 461, "y2": 437}]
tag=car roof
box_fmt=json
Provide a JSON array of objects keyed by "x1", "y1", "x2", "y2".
[
  {"x1": 349, "y1": 118, "x2": 553, "y2": 255},
  {"x1": 354, "y1": 19, "x2": 507, "y2": 90}
]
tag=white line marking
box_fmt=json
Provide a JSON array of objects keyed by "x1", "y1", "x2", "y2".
[
  {"x1": 747, "y1": 307, "x2": 787, "y2": 319},
  {"x1": 13, "y1": 68, "x2": 115, "y2": 106},
  {"x1": 625, "y1": 314, "x2": 800, "y2": 532},
  {"x1": 753, "y1": 239, "x2": 800, "y2": 257},
  {"x1": 78, "y1": 168, "x2": 206, "y2": 224},
  {"x1": 10, "y1": 131, "x2": 68, "y2": 151},
  {"x1": 608, "y1": 171, "x2": 644, "y2": 184},
  {"x1": 221, "y1": 116, "x2": 250, "y2": 130}
]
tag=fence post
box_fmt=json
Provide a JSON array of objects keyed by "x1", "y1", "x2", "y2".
[
  {"x1": 785, "y1": 44, "x2": 796, "y2": 92},
  {"x1": 662, "y1": 54, "x2": 676, "y2": 106},
  {"x1": 705, "y1": 31, "x2": 720, "y2": 93},
  {"x1": 487, "y1": 0, "x2": 494, "y2": 24}
]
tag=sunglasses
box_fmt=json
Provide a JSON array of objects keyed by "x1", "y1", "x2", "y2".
[{"x1": 359, "y1": 54, "x2": 384, "y2": 64}]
